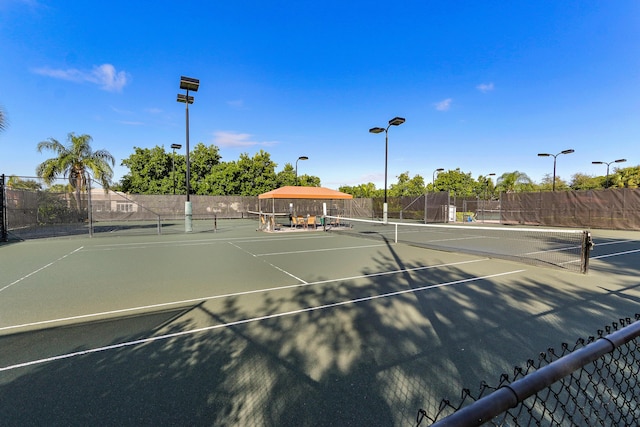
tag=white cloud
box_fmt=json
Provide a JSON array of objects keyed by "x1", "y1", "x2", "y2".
[
  {"x1": 32, "y1": 63, "x2": 129, "y2": 92},
  {"x1": 214, "y1": 131, "x2": 278, "y2": 148},
  {"x1": 476, "y1": 82, "x2": 494, "y2": 93},
  {"x1": 435, "y1": 98, "x2": 452, "y2": 111}
]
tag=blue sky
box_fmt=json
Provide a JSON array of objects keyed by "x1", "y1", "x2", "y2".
[{"x1": 1, "y1": 0, "x2": 639, "y2": 189}]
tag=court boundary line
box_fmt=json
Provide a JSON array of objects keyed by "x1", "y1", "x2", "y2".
[
  {"x1": 0, "y1": 269, "x2": 525, "y2": 373},
  {"x1": 0, "y1": 258, "x2": 489, "y2": 334},
  {"x1": 87, "y1": 234, "x2": 332, "y2": 251},
  {"x1": 0, "y1": 246, "x2": 84, "y2": 293}
]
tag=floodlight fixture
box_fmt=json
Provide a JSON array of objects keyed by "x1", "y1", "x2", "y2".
[
  {"x1": 176, "y1": 94, "x2": 194, "y2": 104},
  {"x1": 369, "y1": 127, "x2": 385, "y2": 134},
  {"x1": 295, "y1": 156, "x2": 309, "y2": 185},
  {"x1": 179, "y1": 76, "x2": 200, "y2": 92},
  {"x1": 171, "y1": 143, "x2": 182, "y2": 150},
  {"x1": 538, "y1": 149, "x2": 574, "y2": 191},
  {"x1": 389, "y1": 117, "x2": 406, "y2": 126},
  {"x1": 592, "y1": 158, "x2": 627, "y2": 188}
]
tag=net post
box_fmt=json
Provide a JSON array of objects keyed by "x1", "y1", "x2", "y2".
[
  {"x1": 0, "y1": 174, "x2": 7, "y2": 242},
  {"x1": 87, "y1": 178, "x2": 93, "y2": 238},
  {"x1": 581, "y1": 231, "x2": 593, "y2": 274},
  {"x1": 157, "y1": 215, "x2": 161, "y2": 235},
  {"x1": 395, "y1": 223, "x2": 398, "y2": 243}
]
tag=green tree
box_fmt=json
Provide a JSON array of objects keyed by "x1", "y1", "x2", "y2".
[
  {"x1": 36, "y1": 132, "x2": 115, "y2": 211},
  {"x1": 339, "y1": 183, "x2": 379, "y2": 198},
  {"x1": 616, "y1": 166, "x2": 640, "y2": 188},
  {"x1": 204, "y1": 161, "x2": 241, "y2": 195},
  {"x1": 475, "y1": 174, "x2": 497, "y2": 199},
  {"x1": 236, "y1": 150, "x2": 278, "y2": 196},
  {"x1": 120, "y1": 146, "x2": 176, "y2": 194},
  {"x1": 297, "y1": 174, "x2": 321, "y2": 187},
  {"x1": 7, "y1": 176, "x2": 42, "y2": 190},
  {"x1": 389, "y1": 172, "x2": 425, "y2": 197},
  {"x1": 434, "y1": 169, "x2": 477, "y2": 197},
  {"x1": 538, "y1": 173, "x2": 569, "y2": 191},
  {"x1": 570, "y1": 173, "x2": 600, "y2": 190},
  {"x1": 276, "y1": 163, "x2": 297, "y2": 187},
  {"x1": 190, "y1": 143, "x2": 222, "y2": 194},
  {"x1": 496, "y1": 171, "x2": 534, "y2": 193}
]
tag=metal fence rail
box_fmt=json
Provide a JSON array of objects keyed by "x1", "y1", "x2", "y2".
[{"x1": 418, "y1": 314, "x2": 640, "y2": 426}]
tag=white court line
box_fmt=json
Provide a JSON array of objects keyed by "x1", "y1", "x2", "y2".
[
  {"x1": 592, "y1": 239, "x2": 634, "y2": 247},
  {"x1": 253, "y1": 243, "x2": 389, "y2": 256},
  {"x1": 591, "y1": 248, "x2": 640, "y2": 260},
  {"x1": 85, "y1": 234, "x2": 331, "y2": 251},
  {"x1": 0, "y1": 258, "x2": 486, "y2": 334},
  {"x1": 0, "y1": 247, "x2": 84, "y2": 293},
  {"x1": 228, "y1": 241, "x2": 308, "y2": 284},
  {"x1": 0, "y1": 268, "x2": 524, "y2": 373}
]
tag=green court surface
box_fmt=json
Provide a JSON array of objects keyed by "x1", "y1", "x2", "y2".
[{"x1": 1, "y1": 219, "x2": 639, "y2": 426}]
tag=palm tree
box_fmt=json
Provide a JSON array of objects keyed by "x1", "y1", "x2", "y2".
[
  {"x1": 36, "y1": 132, "x2": 115, "y2": 213},
  {"x1": 0, "y1": 106, "x2": 6, "y2": 133},
  {"x1": 496, "y1": 171, "x2": 534, "y2": 193}
]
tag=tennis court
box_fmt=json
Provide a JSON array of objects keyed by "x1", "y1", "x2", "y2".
[{"x1": 1, "y1": 219, "x2": 639, "y2": 425}]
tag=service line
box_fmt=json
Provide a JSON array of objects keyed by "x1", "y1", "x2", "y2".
[
  {"x1": 0, "y1": 268, "x2": 525, "y2": 372},
  {"x1": 0, "y1": 247, "x2": 84, "y2": 293}
]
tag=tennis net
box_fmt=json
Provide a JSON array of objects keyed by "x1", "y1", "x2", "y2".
[{"x1": 324, "y1": 215, "x2": 593, "y2": 273}]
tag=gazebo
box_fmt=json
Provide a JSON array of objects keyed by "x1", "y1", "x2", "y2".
[{"x1": 257, "y1": 186, "x2": 353, "y2": 230}]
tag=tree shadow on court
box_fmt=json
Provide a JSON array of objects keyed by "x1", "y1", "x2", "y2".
[{"x1": 1, "y1": 240, "x2": 639, "y2": 425}]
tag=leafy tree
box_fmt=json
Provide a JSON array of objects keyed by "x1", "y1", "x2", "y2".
[
  {"x1": 276, "y1": 163, "x2": 297, "y2": 187},
  {"x1": 236, "y1": 150, "x2": 278, "y2": 196},
  {"x1": 434, "y1": 169, "x2": 477, "y2": 197},
  {"x1": 189, "y1": 143, "x2": 222, "y2": 194},
  {"x1": 36, "y1": 133, "x2": 115, "y2": 211},
  {"x1": 570, "y1": 173, "x2": 600, "y2": 190},
  {"x1": 538, "y1": 173, "x2": 570, "y2": 191},
  {"x1": 7, "y1": 176, "x2": 42, "y2": 190},
  {"x1": 203, "y1": 161, "x2": 241, "y2": 195},
  {"x1": 616, "y1": 166, "x2": 640, "y2": 188},
  {"x1": 496, "y1": 171, "x2": 534, "y2": 193},
  {"x1": 120, "y1": 146, "x2": 176, "y2": 194},
  {"x1": 389, "y1": 172, "x2": 425, "y2": 197},
  {"x1": 339, "y1": 183, "x2": 380, "y2": 198},
  {"x1": 475, "y1": 175, "x2": 497, "y2": 199},
  {"x1": 297, "y1": 174, "x2": 321, "y2": 187}
]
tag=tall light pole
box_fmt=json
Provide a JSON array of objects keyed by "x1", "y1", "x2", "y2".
[
  {"x1": 432, "y1": 168, "x2": 444, "y2": 191},
  {"x1": 538, "y1": 149, "x2": 574, "y2": 191},
  {"x1": 369, "y1": 116, "x2": 405, "y2": 222},
  {"x1": 485, "y1": 172, "x2": 496, "y2": 199},
  {"x1": 295, "y1": 156, "x2": 308, "y2": 185},
  {"x1": 170, "y1": 143, "x2": 182, "y2": 195},
  {"x1": 177, "y1": 76, "x2": 199, "y2": 232},
  {"x1": 592, "y1": 158, "x2": 626, "y2": 188}
]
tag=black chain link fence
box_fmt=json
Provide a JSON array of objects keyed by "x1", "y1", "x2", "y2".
[{"x1": 417, "y1": 314, "x2": 640, "y2": 426}]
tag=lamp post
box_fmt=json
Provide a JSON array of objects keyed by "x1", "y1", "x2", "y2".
[
  {"x1": 592, "y1": 158, "x2": 626, "y2": 188},
  {"x1": 424, "y1": 168, "x2": 444, "y2": 224},
  {"x1": 295, "y1": 156, "x2": 308, "y2": 185},
  {"x1": 177, "y1": 76, "x2": 199, "y2": 232},
  {"x1": 432, "y1": 168, "x2": 444, "y2": 191},
  {"x1": 369, "y1": 116, "x2": 405, "y2": 222},
  {"x1": 538, "y1": 149, "x2": 574, "y2": 191},
  {"x1": 170, "y1": 143, "x2": 182, "y2": 195},
  {"x1": 485, "y1": 173, "x2": 496, "y2": 199}
]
